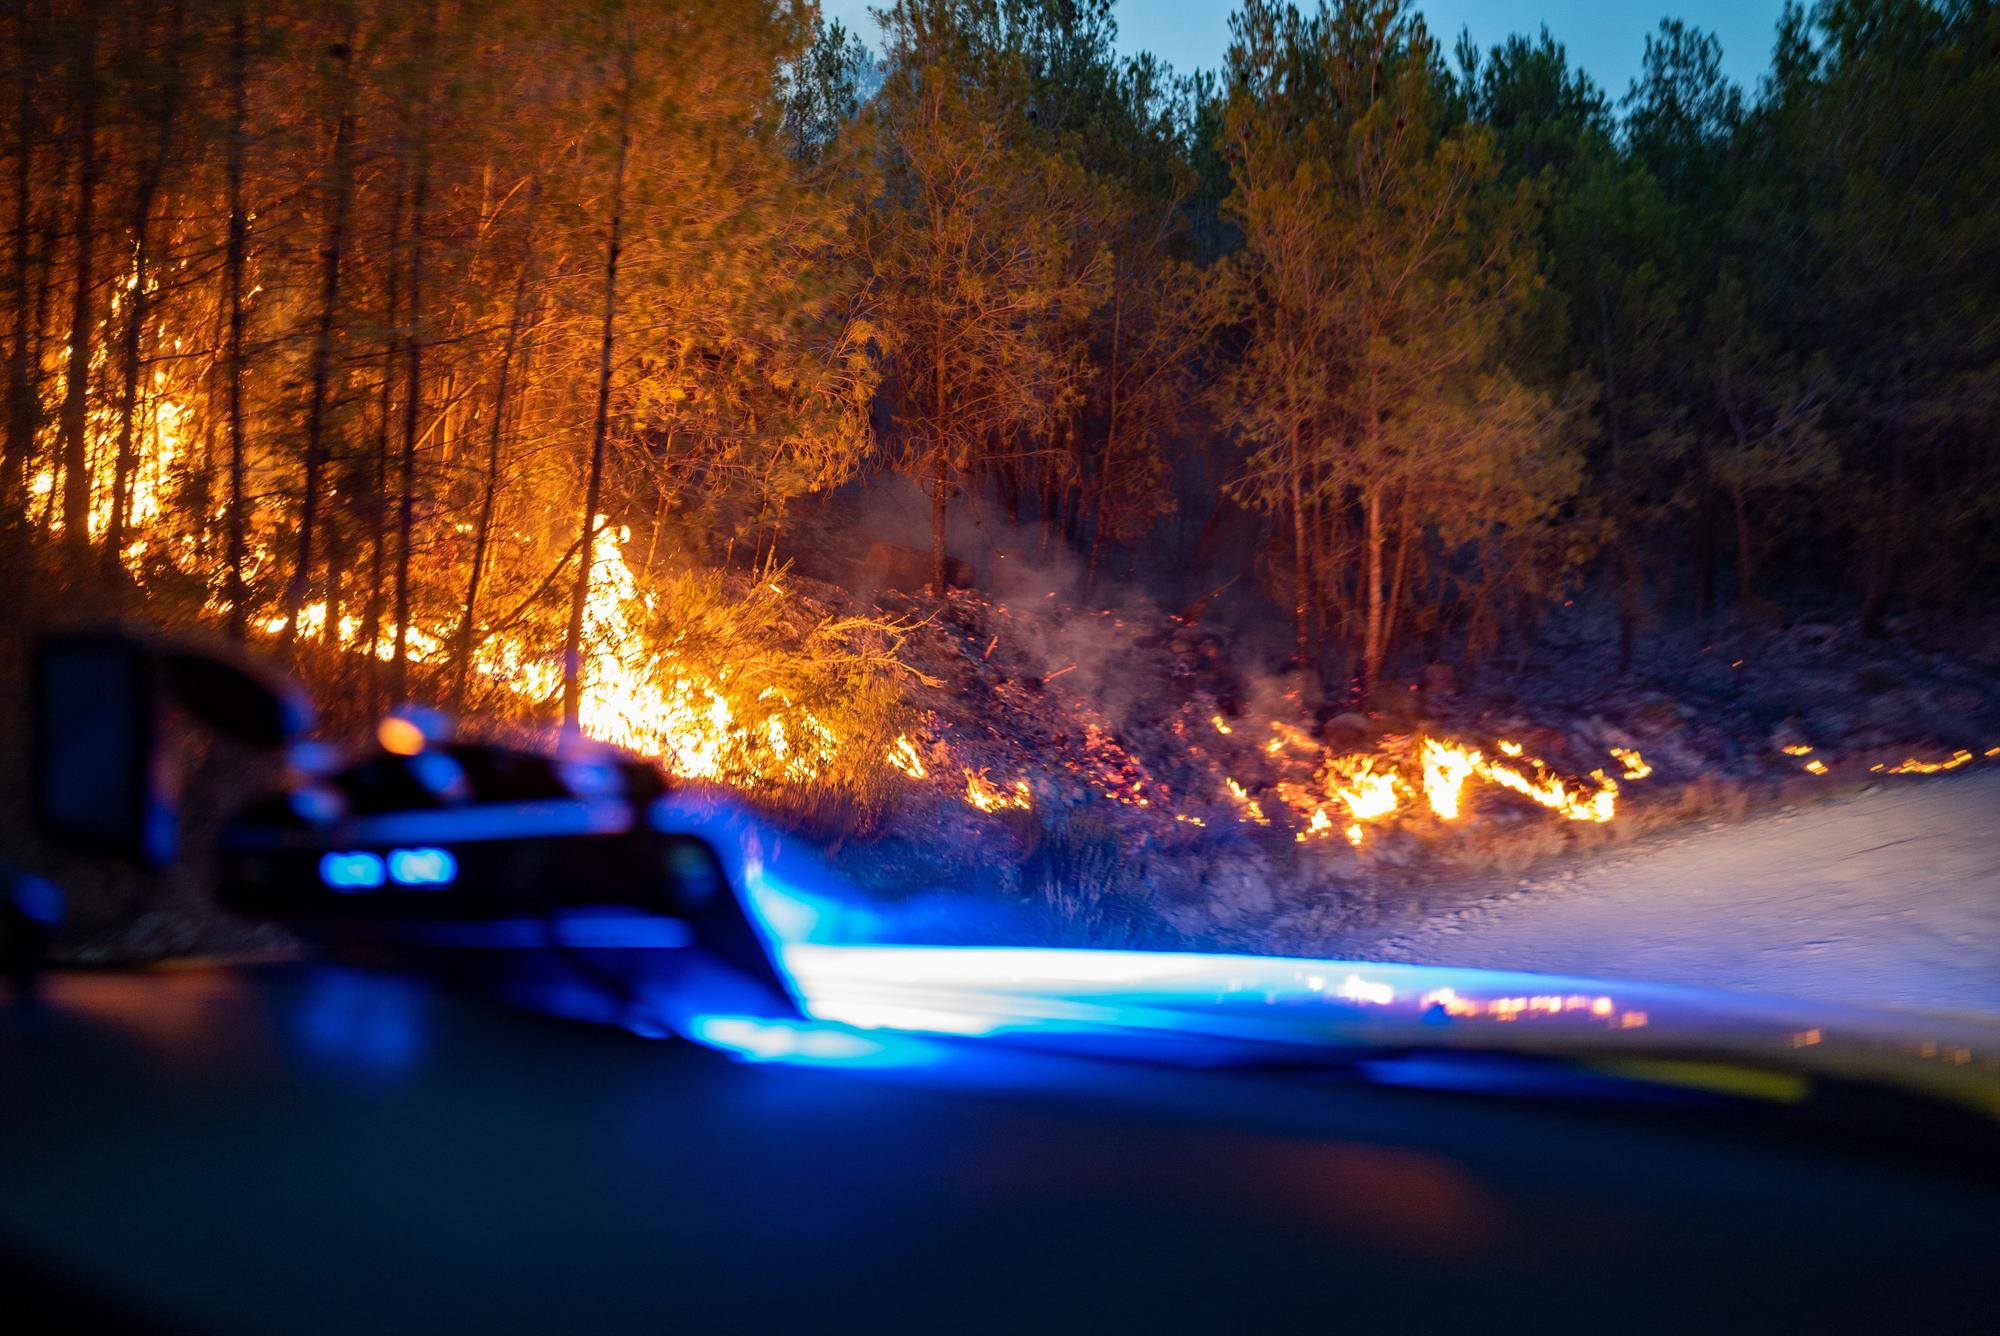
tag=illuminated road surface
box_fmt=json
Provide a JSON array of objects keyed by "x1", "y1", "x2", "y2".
[{"x1": 1352, "y1": 772, "x2": 2000, "y2": 1016}]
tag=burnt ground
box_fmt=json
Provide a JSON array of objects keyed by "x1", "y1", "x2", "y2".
[{"x1": 806, "y1": 576, "x2": 2000, "y2": 956}]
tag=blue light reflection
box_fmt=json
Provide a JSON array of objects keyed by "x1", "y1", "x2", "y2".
[
  {"x1": 387, "y1": 846, "x2": 457, "y2": 886},
  {"x1": 319, "y1": 850, "x2": 385, "y2": 890},
  {"x1": 645, "y1": 791, "x2": 1826, "y2": 1068},
  {"x1": 688, "y1": 1015, "x2": 888, "y2": 1063}
]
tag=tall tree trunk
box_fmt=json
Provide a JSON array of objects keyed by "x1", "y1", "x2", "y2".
[
  {"x1": 358, "y1": 168, "x2": 405, "y2": 702},
  {"x1": 280, "y1": 22, "x2": 358, "y2": 657},
  {"x1": 1381, "y1": 493, "x2": 1412, "y2": 668},
  {"x1": 1598, "y1": 291, "x2": 1641, "y2": 673},
  {"x1": 561, "y1": 38, "x2": 632, "y2": 734},
  {"x1": 388, "y1": 0, "x2": 437, "y2": 703},
  {"x1": 25, "y1": 210, "x2": 55, "y2": 528},
  {"x1": 2, "y1": 1, "x2": 40, "y2": 518},
  {"x1": 1729, "y1": 480, "x2": 1756, "y2": 615},
  {"x1": 451, "y1": 178, "x2": 538, "y2": 712},
  {"x1": 387, "y1": 214, "x2": 426, "y2": 699},
  {"x1": 1085, "y1": 285, "x2": 1122, "y2": 594},
  {"x1": 221, "y1": 0, "x2": 251, "y2": 639},
  {"x1": 929, "y1": 303, "x2": 949, "y2": 597},
  {"x1": 322, "y1": 512, "x2": 345, "y2": 647},
  {"x1": 1361, "y1": 482, "x2": 1385, "y2": 690},
  {"x1": 103, "y1": 0, "x2": 185, "y2": 582},
  {"x1": 56, "y1": 2, "x2": 101, "y2": 555},
  {"x1": 1861, "y1": 429, "x2": 1904, "y2": 636},
  {"x1": 1360, "y1": 359, "x2": 1387, "y2": 690},
  {"x1": 1690, "y1": 494, "x2": 1717, "y2": 622},
  {"x1": 930, "y1": 438, "x2": 948, "y2": 595},
  {"x1": 1288, "y1": 422, "x2": 1309, "y2": 668}
]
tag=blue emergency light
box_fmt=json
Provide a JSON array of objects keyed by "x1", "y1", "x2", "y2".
[{"x1": 318, "y1": 848, "x2": 457, "y2": 891}]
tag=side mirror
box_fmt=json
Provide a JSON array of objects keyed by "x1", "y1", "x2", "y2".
[{"x1": 30, "y1": 631, "x2": 314, "y2": 870}]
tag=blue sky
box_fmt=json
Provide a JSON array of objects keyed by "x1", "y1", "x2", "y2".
[{"x1": 818, "y1": 1, "x2": 1790, "y2": 101}]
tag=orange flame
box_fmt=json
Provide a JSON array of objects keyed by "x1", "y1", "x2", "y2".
[
  {"x1": 886, "y1": 734, "x2": 927, "y2": 779},
  {"x1": 1609, "y1": 746, "x2": 1651, "y2": 779},
  {"x1": 1419, "y1": 738, "x2": 1478, "y2": 820},
  {"x1": 1874, "y1": 751, "x2": 1974, "y2": 775},
  {"x1": 1288, "y1": 734, "x2": 1622, "y2": 843},
  {"x1": 964, "y1": 768, "x2": 1032, "y2": 812},
  {"x1": 1225, "y1": 777, "x2": 1270, "y2": 825}
]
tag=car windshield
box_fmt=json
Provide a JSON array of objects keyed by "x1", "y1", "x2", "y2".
[{"x1": 3, "y1": 0, "x2": 1997, "y2": 1097}]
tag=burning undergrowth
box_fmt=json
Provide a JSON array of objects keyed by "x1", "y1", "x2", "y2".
[{"x1": 758, "y1": 570, "x2": 2000, "y2": 950}]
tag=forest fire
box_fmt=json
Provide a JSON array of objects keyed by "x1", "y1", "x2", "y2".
[
  {"x1": 3, "y1": 0, "x2": 1994, "y2": 920},
  {"x1": 1252, "y1": 731, "x2": 1628, "y2": 848},
  {"x1": 241, "y1": 522, "x2": 857, "y2": 790},
  {"x1": 32, "y1": 339, "x2": 1677, "y2": 847},
  {"x1": 34, "y1": 344, "x2": 1992, "y2": 857}
]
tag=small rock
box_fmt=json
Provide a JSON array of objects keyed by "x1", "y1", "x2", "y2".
[{"x1": 1321, "y1": 712, "x2": 1378, "y2": 749}]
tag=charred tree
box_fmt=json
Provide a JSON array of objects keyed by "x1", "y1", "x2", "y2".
[
  {"x1": 1, "y1": 0, "x2": 41, "y2": 520},
  {"x1": 55, "y1": 2, "x2": 102, "y2": 555},
  {"x1": 357, "y1": 166, "x2": 405, "y2": 705},
  {"x1": 221, "y1": 0, "x2": 251, "y2": 639},
  {"x1": 387, "y1": 0, "x2": 438, "y2": 704},
  {"x1": 451, "y1": 177, "x2": 538, "y2": 713},
  {"x1": 280, "y1": 22, "x2": 358, "y2": 658},
  {"x1": 561, "y1": 35, "x2": 632, "y2": 734},
  {"x1": 104, "y1": 0, "x2": 187, "y2": 581}
]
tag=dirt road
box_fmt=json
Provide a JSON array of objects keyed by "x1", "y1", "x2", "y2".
[{"x1": 1348, "y1": 771, "x2": 2000, "y2": 1016}]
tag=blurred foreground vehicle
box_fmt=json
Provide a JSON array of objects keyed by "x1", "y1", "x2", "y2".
[{"x1": 4, "y1": 632, "x2": 1998, "y2": 1334}]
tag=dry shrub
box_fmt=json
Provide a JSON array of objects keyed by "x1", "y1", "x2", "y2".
[
  {"x1": 774, "y1": 775, "x2": 905, "y2": 846},
  {"x1": 1022, "y1": 804, "x2": 1147, "y2": 945},
  {"x1": 1438, "y1": 820, "x2": 1572, "y2": 876},
  {"x1": 637, "y1": 565, "x2": 927, "y2": 831},
  {"x1": 1661, "y1": 777, "x2": 1752, "y2": 826}
]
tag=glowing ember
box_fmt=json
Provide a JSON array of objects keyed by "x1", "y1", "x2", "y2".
[
  {"x1": 1210, "y1": 715, "x2": 1233, "y2": 735},
  {"x1": 1609, "y1": 746, "x2": 1652, "y2": 779},
  {"x1": 1225, "y1": 777, "x2": 1270, "y2": 825},
  {"x1": 1804, "y1": 758, "x2": 1829, "y2": 775},
  {"x1": 1874, "y1": 751, "x2": 1975, "y2": 775},
  {"x1": 963, "y1": 768, "x2": 1032, "y2": 812}
]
